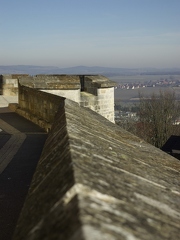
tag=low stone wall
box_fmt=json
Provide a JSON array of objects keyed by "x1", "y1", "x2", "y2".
[
  {"x1": 17, "y1": 84, "x2": 65, "y2": 131},
  {"x1": 19, "y1": 75, "x2": 81, "y2": 89},
  {"x1": 13, "y1": 98, "x2": 180, "y2": 240},
  {"x1": 18, "y1": 74, "x2": 116, "y2": 123},
  {"x1": 83, "y1": 75, "x2": 116, "y2": 95},
  {"x1": 0, "y1": 74, "x2": 29, "y2": 96},
  {"x1": 42, "y1": 89, "x2": 80, "y2": 103}
]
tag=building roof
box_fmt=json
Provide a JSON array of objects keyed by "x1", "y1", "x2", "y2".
[{"x1": 161, "y1": 135, "x2": 180, "y2": 152}]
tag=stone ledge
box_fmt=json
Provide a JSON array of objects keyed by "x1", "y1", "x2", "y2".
[
  {"x1": 19, "y1": 75, "x2": 81, "y2": 90},
  {"x1": 85, "y1": 75, "x2": 117, "y2": 88}
]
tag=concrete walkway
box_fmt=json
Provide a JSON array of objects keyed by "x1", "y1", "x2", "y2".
[{"x1": 0, "y1": 97, "x2": 47, "y2": 240}]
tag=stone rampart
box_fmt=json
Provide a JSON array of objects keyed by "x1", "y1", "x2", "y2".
[
  {"x1": 0, "y1": 74, "x2": 29, "y2": 96},
  {"x1": 17, "y1": 84, "x2": 65, "y2": 131},
  {"x1": 18, "y1": 74, "x2": 116, "y2": 122},
  {"x1": 97, "y1": 87, "x2": 114, "y2": 122},
  {"x1": 13, "y1": 97, "x2": 180, "y2": 240},
  {"x1": 42, "y1": 89, "x2": 81, "y2": 103},
  {"x1": 81, "y1": 75, "x2": 116, "y2": 122},
  {"x1": 80, "y1": 87, "x2": 114, "y2": 122},
  {"x1": 19, "y1": 74, "x2": 81, "y2": 89}
]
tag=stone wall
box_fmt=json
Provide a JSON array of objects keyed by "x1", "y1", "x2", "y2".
[
  {"x1": 17, "y1": 77, "x2": 115, "y2": 129},
  {"x1": 97, "y1": 87, "x2": 114, "y2": 122},
  {"x1": 17, "y1": 84, "x2": 65, "y2": 131},
  {"x1": 0, "y1": 74, "x2": 29, "y2": 96},
  {"x1": 80, "y1": 87, "x2": 114, "y2": 122},
  {"x1": 19, "y1": 74, "x2": 81, "y2": 89},
  {"x1": 13, "y1": 98, "x2": 180, "y2": 240},
  {"x1": 18, "y1": 74, "x2": 116, "y2": 122},
  {"x1": 81, "y1": 76, "x2": 116, "y2": 122},
  {"x1": 42, "y1": 89, "x2": 80, "y2": 103}
]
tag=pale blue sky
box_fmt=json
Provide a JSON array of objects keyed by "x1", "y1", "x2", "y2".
[{"x1": 0, "y1": 0, "x2": 180, "y2": 68}]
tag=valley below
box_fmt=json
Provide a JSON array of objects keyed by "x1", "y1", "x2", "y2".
[{"x1": 110, "y1": 74, "x2": 180, "y2": 105}]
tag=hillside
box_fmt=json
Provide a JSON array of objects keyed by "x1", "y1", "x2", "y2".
[{"x1": 1, "y1": 65, "x2": 180, "y2": 76}]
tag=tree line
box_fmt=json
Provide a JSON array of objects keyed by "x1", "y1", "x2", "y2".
[{"x1": 116, "y1": 90, "x2": 180, "y2": 148}]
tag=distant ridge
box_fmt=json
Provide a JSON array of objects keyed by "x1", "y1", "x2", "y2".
[{"x1": 0, "y1": 65, "x2": 180, "y2": 76}]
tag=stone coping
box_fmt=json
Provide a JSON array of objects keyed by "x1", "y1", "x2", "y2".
[
  {"x1": 85, "y1": 75, "x2": 117, "y2": 88},
  {"x1": 18, "y1": 75, "x2": 117, "y2": 90},
  {"x1": 13, "y1": 98, "x2": 180, "y2": 240}
]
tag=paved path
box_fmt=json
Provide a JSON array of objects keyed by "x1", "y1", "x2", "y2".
[
  {"x1": 0, "y1": 119, "x2": 26, "y2": 174},
  {"x1": 0, "y1": 105, "x2": 47, "y2": 240}
]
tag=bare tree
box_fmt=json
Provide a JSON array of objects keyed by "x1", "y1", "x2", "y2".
[{"x1": 138, "y1": 90, "x2": 180, "y2": 148}]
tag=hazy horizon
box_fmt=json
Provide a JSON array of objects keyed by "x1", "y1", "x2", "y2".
[
  {"x1": 1, "y1": 64, "x2": 180, "y2": 69},
  {"x1": 1, "y1": 0, "x2": 180, "y2": 69},
  {"x1": 1, "y1": 64, "x2": 180, "y2": 70}
]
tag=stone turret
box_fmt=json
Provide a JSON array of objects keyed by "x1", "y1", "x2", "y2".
[{"x1": 18, "y1": 74, "x2": 117, "y2": 122}]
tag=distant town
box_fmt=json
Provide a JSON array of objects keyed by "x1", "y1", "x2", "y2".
[
  {"x1": 116, "y1": 77, "x2": 180, "y2": 90},
  {"x1": 114, "y1": 75, "x2": 180, "y2": 126}
]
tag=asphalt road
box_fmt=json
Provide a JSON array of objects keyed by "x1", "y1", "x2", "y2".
[{"x1": 0, "y1": 107, "x2": 47, "y2": 240}]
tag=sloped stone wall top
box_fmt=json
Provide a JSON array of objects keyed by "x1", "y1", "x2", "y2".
[
  {"x1": 19, "y1": 75, "x2": 81, "y2": 89},
  {"x1": 85, "y1": 75, "x2": 117, "y2": 88},
  {"x1": 13, "y1": 99, "x2": 180, "y2": 240}
]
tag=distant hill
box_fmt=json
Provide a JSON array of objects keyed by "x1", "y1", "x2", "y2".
[{"x1": 0, "y1": 65, "x2": 180, "y2": 76}]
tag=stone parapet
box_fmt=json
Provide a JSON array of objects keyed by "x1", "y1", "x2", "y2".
[
  {"x1": 17, "y1": 85, "x2": 64, "y2": 131},
  {"x1": 42, "y1": 89, "x2": 81, "y2": 103},
  {"x1": 13, "y1": 98, "x2": 180, "y2": 240},
  {"x1": 0, "y1": 74, "x2": 29, "y2": 96},
  {"x1": 17, "y1": 74, "x2": 116, "y2": 122},
  {"x1": 83, "y1": 75, "x2": 117, "y2": 95},
  {"x1": 19, "y1": 75, "x2": 81, "y2": 89},
  {"x1": 80, "y1": 87, "x2": 115, "y2": 122}
]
